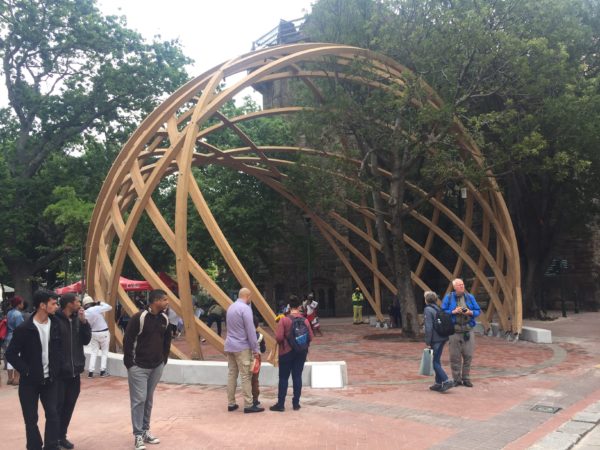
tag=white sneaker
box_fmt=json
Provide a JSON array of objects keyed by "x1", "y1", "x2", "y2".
[
  {"x1": 134, "y1": 435, "x2": 146, "y2": 450},
  {"x1": 143, "y1": 430, "x2": 160, "y2": 444}
]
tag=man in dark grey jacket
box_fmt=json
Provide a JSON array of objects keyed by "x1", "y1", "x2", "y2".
[
  {"x1": 55, "y1": 293, "x2": 92, "y2": 449},
  {"x1": 423, "y1": 291, "x2": 453, "y2": 393}
]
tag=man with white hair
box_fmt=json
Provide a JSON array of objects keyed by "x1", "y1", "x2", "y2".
[
  {"x1": 224, "y1": 287, "x2": 263, "y2": 414},
  {"x1": 83, "y1": 294, "x2": 112, "y2": 378},
  {"x1": 441, "y1": 278, "x2": 481, "y2": 387}
]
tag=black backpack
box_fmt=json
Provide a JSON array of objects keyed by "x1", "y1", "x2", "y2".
[
  {"x1": 429, "y1": 305, "x2": 455, "y2": 337},
  {"x1": 287, "y1": 316, "x2": 310, "y2": 352}
]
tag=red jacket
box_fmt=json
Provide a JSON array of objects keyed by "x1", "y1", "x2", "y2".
[{"x1": 275, "y1": 313, "x2": 314, "y2": 356}]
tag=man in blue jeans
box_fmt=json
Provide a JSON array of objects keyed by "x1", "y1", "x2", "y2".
[{"x1": 423, "y1": 291, "x2": 453, "y2": 392}]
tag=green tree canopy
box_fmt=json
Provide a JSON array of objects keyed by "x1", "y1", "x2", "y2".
[
  {"x1": 0, "y1": 0, "x2": 191, "y2": 297},
  {"x1": 302, "y1": 0, "x2": 600, "y2": 316}
]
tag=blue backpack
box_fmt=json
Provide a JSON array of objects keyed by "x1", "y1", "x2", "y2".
[{"x1": 287, "y1": 316, "x2": 310, "y2": 352}]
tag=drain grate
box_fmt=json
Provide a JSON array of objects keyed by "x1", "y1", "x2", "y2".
[{"x1": 531, "y1": 405, "x2": 562, "y2": 414}]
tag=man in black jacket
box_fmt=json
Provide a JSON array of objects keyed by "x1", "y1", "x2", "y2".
[
  {"x1": 55, "y1": 293, "x2": 92, "y2": 449},
  {"x1": 6, "y1": 289, "x2": 61, "y2": 450},
  {"x1": 123, "y1": 289, "x2": 171, "y2": 450}
]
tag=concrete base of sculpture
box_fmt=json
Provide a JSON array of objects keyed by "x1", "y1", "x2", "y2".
[
  {"x1": 84, "y1": 349, "x2": 348, "y2": 388},
  {"x1": 473, "y1": 323, "x2": 552, "y2": 343}
]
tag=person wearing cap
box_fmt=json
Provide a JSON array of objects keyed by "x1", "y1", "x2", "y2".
[
  {"x1": 55, "y1": 293, "x2": 91, "y2": 449},
  {"x1": 352, "y1": 287, "x2": 364, "y2": 324},
  {"x1": 4, "y1": 295, "x2": 25, "y2": 385},
  {"x1": 6, "y1": 289, "x2": 61, "y2": 450},
  {"x1": 82, "y1": 294, "x2": 112, "y2": 378}
]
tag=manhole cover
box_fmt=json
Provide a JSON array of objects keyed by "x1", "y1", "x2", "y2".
[{"x1": 531, "y1": 405, "x2": 562, "y2": 414}]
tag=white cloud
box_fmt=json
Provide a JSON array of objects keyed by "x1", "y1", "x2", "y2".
[{"x1": 98, "y1": 0, "x2": 313, "y2": 74}]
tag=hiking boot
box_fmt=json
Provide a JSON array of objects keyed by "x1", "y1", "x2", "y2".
[
  {"x1": 269, "y1": 404, "x2": 285, "y2": 412},
  {"x1": 429, "y1": 384, "x2": 442, "y2": 391},
  {"x1": 227, "y1": 404, "x2": 239, "y2": 412},
  {"x1": 100, "y1": 370, "x2": 110, "y2": 378},
  {"x1": 59, "y1": 437, "x2": 75, "y2": 449},
  {"x1": 462, "y1": 380, "x2": 473, "y2": 387},
  {"x1": 134, "y1": 435, "x2": 146, "y2": 450},
  {"x1": 88, "y1": 372, "x2": 94, "y2": 378},
  {"x1": 440, "y1": 380, "x2": 454, "y2": 392},
  {"x1": 142, "y1": 430, "x2": 160, "y2": 444},
  {"x1": 244, "y1": 405, "x2": 265, "y2": 413}
]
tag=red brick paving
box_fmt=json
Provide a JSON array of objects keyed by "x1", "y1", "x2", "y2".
[{"x1": 1, "y1": 312, "x2": 599, "y2": 449}]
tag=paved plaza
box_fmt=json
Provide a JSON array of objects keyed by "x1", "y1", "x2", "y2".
[{"x1": 1, "y1": 312, "x2": 599, "y2": 449}]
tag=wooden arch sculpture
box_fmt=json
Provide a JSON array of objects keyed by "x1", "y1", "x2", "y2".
[{"x1": 85, "y1": 43, "x2": 522, "y2": 360}]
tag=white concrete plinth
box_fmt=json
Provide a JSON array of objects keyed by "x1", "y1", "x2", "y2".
[
  {"x1": 519, "y1": 326, "x2": 552, "y2": 344},
  {"x1": 310, "y1": 362, "x2": 345, "y2": 388},
  {"x1": 84, "y1": 349, "x2": 347, "y2": 387}
]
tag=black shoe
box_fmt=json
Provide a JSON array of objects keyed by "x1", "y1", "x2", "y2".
[
  {"x1": 88, "y1": 372, "x2": 93, "y2": 378},
  {"x1": 244, "y1": 405, "x2": 265, "y2": 413},
  {"x1": 429, "y1": 384, "x2": 442, "y2": 391},
  {"x1": 59, "y1": 438, "x2": 75, "y2": 449},
  {"x1": 293, "y1": 404, "x2": 301, "y2": 411},
  {"x1": 269, "y1": 404, "x2": 285, "y2": 412},
  {"x1": 440, "y1": 380, "x2": 454, "y2": 392},
  {"x1": 227, "y1": 404, "x2": 239, "y2": 412},
  {"x1": 462, "y1": 380, "x2": 473, "y2": 387},
  {"x1": 454, "y1": 380, "x2": 463, "y2": 386},
  {"x1": 253, "y1": 400, "x2": 261, "y2": 407}
]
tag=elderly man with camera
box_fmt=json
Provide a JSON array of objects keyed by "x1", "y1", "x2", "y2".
[{"x1": 441, "y1": 278, "x2": 481, "y2": 388}]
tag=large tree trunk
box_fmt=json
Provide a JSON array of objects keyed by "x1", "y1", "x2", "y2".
[
  {"x1": 5, "y1": 258, "x2": 36, "y2": 304},
  {"x1": 395, "y1": 238, "x2": 420, "y2": 337},
  {"x1": 389, "y1": 151, "x2": 419, "y2": 337},
  {"x1": 507, "y1": 173, "x2": 557, "y2": 318}
]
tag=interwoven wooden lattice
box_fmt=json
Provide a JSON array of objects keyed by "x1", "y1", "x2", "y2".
[{"x1": 86, "y1": 43, "x2": 522, "y2": 360}]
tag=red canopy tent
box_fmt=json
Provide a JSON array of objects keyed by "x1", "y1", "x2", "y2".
[
  {"x1": 55, "y1": 280, "x2": 83, "y2": 295},
  {"x1": 54, "y1": 277, "x2": 152, "y2": 294},
  {"x1": 119, "y1": 277, "x2": 152, "y2": 292}
]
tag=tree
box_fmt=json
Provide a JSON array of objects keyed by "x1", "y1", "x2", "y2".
[
  {"x1": 283, "y1": 57, "x2": 470, "y2": 336},
  {"x1": 0, "y1": 0, "x2": 191, "y2": 298},
  {"x1": 303, "y1": 0, "x2": 600, "y2": 317}
]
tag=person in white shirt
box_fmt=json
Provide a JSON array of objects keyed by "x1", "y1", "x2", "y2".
[{"x1": 83, "y1": 295, "x2": 112, "y2": 378}]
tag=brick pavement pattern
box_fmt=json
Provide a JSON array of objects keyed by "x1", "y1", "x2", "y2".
[{"x1": 0, "y1": 312, "x2": 599, "y2": 449}]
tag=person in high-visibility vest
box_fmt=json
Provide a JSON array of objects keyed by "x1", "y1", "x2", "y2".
[{"x1": 352, "y1": 287, "x2": 364, "y2": 324}]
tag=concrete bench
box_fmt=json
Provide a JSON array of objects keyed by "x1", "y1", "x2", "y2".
[
  {"x1": 84, "y1": 349, "x2": 347, "y2": 388},
  {"x1": 473, "y1": 323, "x2": 552, "y2": 343},
  {"x1": 519, "y1": 326, "x2": 552, "y2": 344}
]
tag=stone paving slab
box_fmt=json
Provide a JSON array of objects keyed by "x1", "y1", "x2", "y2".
[{"x1": 0, "y1": 312, "x2": 599, "y2": 449}]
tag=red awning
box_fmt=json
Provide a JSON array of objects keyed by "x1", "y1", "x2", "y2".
[
  {"x1": 55, "y1": 280, "x2": 83, "y2": 295},
  {"x1": 54, "y1": 276, "x2": 152, "y2": 294},
  {"x1": 119, "y1": 276, "x2": 152, "y2": 292}
]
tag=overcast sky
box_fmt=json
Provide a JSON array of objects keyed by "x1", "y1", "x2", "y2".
[{"x1": 98, "y1": 0, "x2": 314, "y2": 74}]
